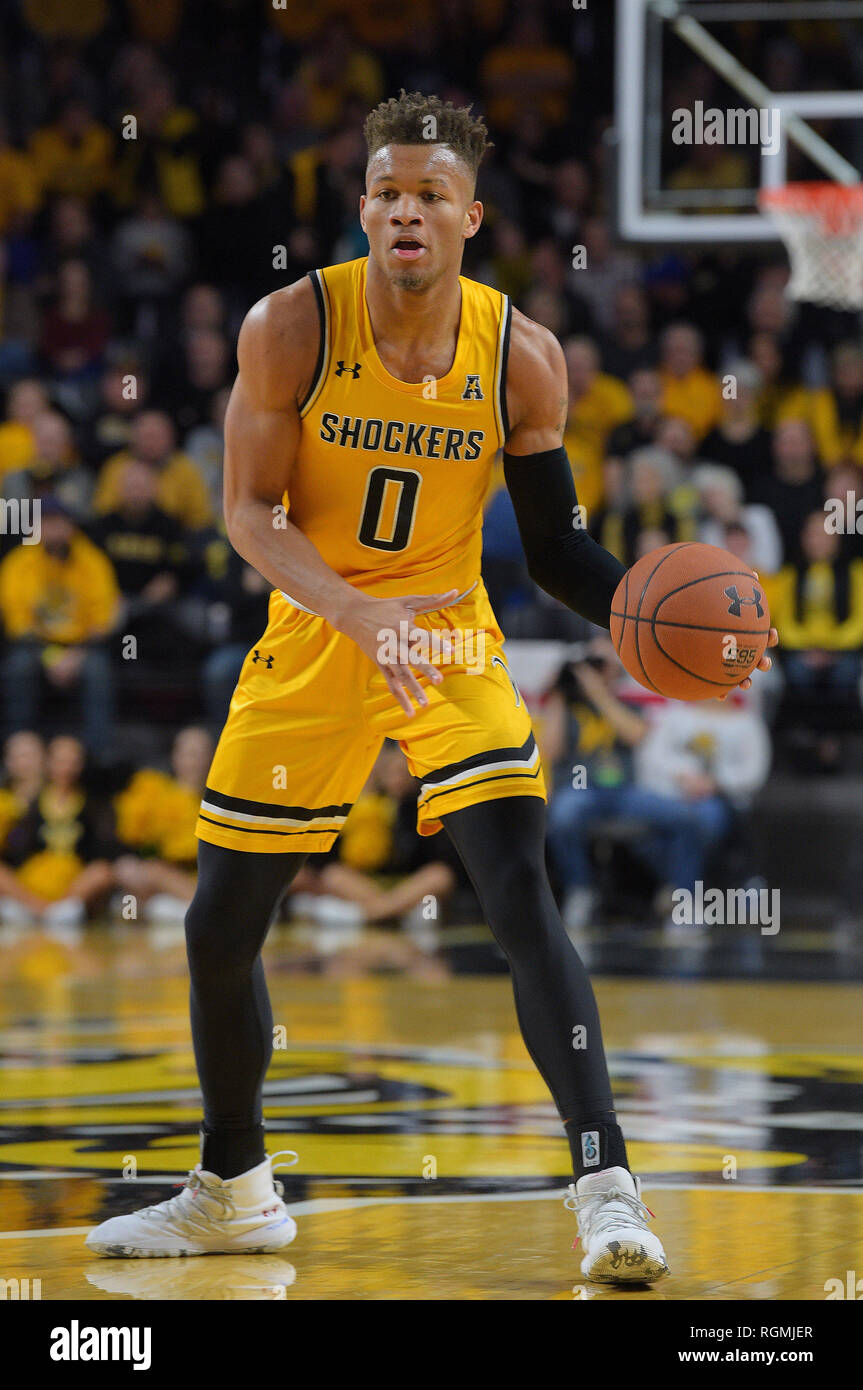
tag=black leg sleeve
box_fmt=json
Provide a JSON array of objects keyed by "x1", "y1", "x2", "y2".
[
  {"x1": 442, "y1": 796, "x2": 629, "y2": 1176},
  {"x1": 184, "y1": 841, "x2": 307, "y2": 1171}
]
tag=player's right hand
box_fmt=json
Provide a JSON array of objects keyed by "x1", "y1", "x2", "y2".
[{"x1": 335, "y1": 589, "x2": 460, "y2": 716}]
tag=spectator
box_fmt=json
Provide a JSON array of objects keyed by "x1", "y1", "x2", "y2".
[
  {"x1": 110, "y1": 192, "x2": 192, "y2": 337},
  {"x1": 658, "y1": 322, "x2": 722, "y2": 440},
  {"x1": 39, "y1": 258, "x2": 110, "y2": 384},
  {"x1": 753, "y1": 419, "x2": 823, "y2": 563},
  {"x1": 748, "y1": 331, "x2": 810, "y2": 429},
  {"x1": 79, "y1": 361, "x2": 147, "y2": 466},
  {"x1": 606, "y1": 368, "x2": 663, "y2": 461},
  {"x1": 0, "y1": 498, "x2": 119, "y2": 751},
  {"x1": 0, "y1": 117, "x2": 40, "y2": 236},
  {"x1": 111, "y1": 74, "x2": 205, "y2": 219},
  {"x1": 480, "y1": 13, "x2": 575, "y2": 133},
  {"x1": 576, "y1": 219, "x2": 640, "y2": 335},
  {"x1": 151, "y1": 327, "x2": 231, "y2": 435},
  {"x1": 810, "y1": 341, "x2": 863, "y2": 468},
  {"x1": 0, "y1": 734, "x2": 116, "y2": 931},
  {"x1": 3, "y1": 408, "x2": 93, "y2": 521},
  {"x1": 35, "y1": 195, "x2": 109, "y2": 299},
  {"x1": 28, "y1": 98, "x2": 113, "y2": 201},
  {"x1": 528, "y1": 238, "x2": 595, "y2": 337},
  {"x1": 95, "y1": 410, "x2": 213, "y2": 528},
  {"x1": 0, "y1": 731, "x2": 46, "y2": 848},
  {"x1": 600, "y1": 283, "x2": 657, "y2": 381},
  {"x1": 701, "y1": 360, "x2": 773, "y2": 498},
  {"x1": 692, "y1": 463, "x2": 783, "y2": 575},
  {"x1": 765, "y1": 510, "x2": 863, "y2": 709},
  {"x1": 112, "y1": 725, "x2": 214, "y2": 923},
  {"x1": 591, "y1": 446, "x2": 696, "y2": 566},
  {"x1": 634, "y1": 694, "x2": 771, "y2": 910},
  {"x1": 563, "y1": 336, "x2": 633, "y2": 516},
  {"x1": 0, "y1": 378, "x2": 49, "y2": 479},
  {"x1": 88, "y1": 456, "x2": 188, "y2": 652}
]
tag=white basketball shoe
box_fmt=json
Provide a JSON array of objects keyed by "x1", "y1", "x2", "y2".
[
  {"x1": 86, "y1": 1152, "x2": 298, "y2": 1258},
  {"x1": 565, "y1": 1166, "x2": 669, "y2": 1284}
]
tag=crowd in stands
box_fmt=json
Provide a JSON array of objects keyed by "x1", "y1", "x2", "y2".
[{"x1": 0, "y1": 1, "x2": 861, "y2": 939}]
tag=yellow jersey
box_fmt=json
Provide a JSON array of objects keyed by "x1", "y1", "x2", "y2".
[{"x1": 290, "y1": 256, "x2": 511, "y2": 600}]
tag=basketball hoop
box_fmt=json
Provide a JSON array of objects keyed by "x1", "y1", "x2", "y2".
[{"x1": 759, "y1": 183, "x2": 863, "y2": 311}]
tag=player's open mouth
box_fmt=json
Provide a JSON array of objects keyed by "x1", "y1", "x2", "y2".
[{"x1": 392, "y1": 237, "x2": 426, "y2": 260}]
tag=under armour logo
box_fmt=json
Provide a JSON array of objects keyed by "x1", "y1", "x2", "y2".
[
  {"x1": 724, "y1": 584, "x2": 764, "y2": 619},
  {"x1": 252, "y1": 650, "x2": 275, "y2": 668},
  {"x1": 462, "y1": 373, "x2": 484, "y2": 400},
  {"x1": 335, "y1": 360, "x2": 361, "y2": 379}
]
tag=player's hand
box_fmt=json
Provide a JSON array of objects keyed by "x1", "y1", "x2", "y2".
[
  {"x1": 336, "y1": 588, "x2": 459, "y2": 716},
  {"x1": 717, "y1": 627, "x2": 778, "y2": 700}
]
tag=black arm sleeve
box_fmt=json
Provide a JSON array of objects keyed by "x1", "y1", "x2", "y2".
[{"x1": 503, "y1": 446, "x2": 626, "y2": 630}]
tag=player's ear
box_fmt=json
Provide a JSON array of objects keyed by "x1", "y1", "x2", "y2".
[
  {"x1": 463, "y1": 200, "x2": 483, "y2": 240},
  {"x1": 359, "y1": 194, "x2": 367, "y2": 230}
]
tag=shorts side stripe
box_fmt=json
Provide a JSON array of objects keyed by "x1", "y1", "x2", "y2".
[
  {"x1": 419, "y1": 732, "x2": 537, "y2": 793},
  {"x1": 202, "y1": 786, "x2": 351, "y2": 823},
  {"x1": 418, "y1": 762, "x2": 543, "y2": 808},
  {"x1": 197, "y1": 814, "x2": 340, "y2": 839}
]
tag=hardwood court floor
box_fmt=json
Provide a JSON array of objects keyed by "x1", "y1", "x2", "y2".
[{"x1": 1, "y1": 926, "x2": 861, "y2": 1300}]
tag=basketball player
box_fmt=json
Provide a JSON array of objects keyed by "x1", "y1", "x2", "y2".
[{"x1": 87, "y1": 93, "x2": 776, "y2": 1283}]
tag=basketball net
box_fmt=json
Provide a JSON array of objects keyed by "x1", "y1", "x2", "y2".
[{"x1": 759, "y1": 182, "x2": 863, "y2": 311}]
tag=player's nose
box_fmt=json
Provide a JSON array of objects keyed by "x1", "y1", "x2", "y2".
[{"x1": 389, "y1": 199, "x2": 423, "y2": 224}]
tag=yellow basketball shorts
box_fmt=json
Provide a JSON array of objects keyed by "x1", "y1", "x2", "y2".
[{"x1": 195, "y1": 580, "x2": 546, "y2": 854}]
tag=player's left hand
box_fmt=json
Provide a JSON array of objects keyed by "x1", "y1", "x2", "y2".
[{"x1": 717, "y1": 626, "x2": 778, "y2": 700}]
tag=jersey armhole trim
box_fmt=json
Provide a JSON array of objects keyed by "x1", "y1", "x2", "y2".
[
  {"x1": 299, "y1": 269, "x2": 330, "y2": 417},
  {"x1": 494, "y1": 294, "x2": 512, "y2": 448}
]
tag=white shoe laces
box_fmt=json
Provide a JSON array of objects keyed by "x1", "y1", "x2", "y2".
[
  {"x1": 564, "y1": 1182, "x2": 653, "y2": 1241},
  {"x1": 147, "y1": 1150, "x2": 300, "y2": 1226}
]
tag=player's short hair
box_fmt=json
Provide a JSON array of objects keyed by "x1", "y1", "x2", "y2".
[{"x1": 364, "y1": 90, "x2": 491, "y2": 183}]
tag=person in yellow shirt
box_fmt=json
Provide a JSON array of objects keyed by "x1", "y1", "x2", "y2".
[
  {"x1": 0, "y1": 734, "x2": 115, "y2": 928},
  {"x1": 658, "y1": 322, "x2": 722, "y2": 440},
  {"x1": 808, "y1": 341, "x2": 863, "y2": 469},
  {"x1": 0, "y1": 119, "x2": 40, "y2": 235},
  {"x1": 480, "y1": 12, "x2": 575, "y2": 131},
  {"x1": 563, "y1": 336, "x2": 633, "y2": 517},
  {"x1": 746, "y1": 332, "x2": 811, "y2": 429},
  {"x1": 0, "y1": 379, "x2": 49, "y2": 480},
  {"x1": 95, "y1": 410, "x2": 213, "y2": 528},
  {"x1": 112, "y1": 726, "x2": 214, "y2": 922},
  {"x1": 29, "y1": 98, "x2": 113, "y2": 201},
  {"x1": 0, "y1": 499, "x2": 119, "y2": 751},
  {"x1": 764, "y1": 511, "x2": 863, "y2": 737},
  {"x1": 295, "y1": 19, "x2": 384, "y2": 131},
  {"x1": 111, "y1": 76, "x2": 204, "y2": 219}
]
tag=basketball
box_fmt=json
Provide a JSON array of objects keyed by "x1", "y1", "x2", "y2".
[{"x1": 610, "y1": 542, "x2": 771, "y2": 701}]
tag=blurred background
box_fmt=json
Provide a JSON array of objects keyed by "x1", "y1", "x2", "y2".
[{"x1": 0, "y1": 0, "x2": 862, "y2": 978}]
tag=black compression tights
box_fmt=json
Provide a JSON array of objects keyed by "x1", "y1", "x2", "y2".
[{"x1": 187, "y1": 799, "x2": 627, "y2": 1180}]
